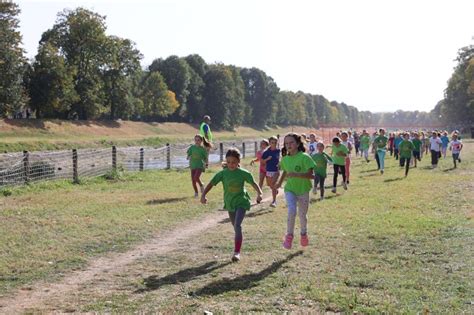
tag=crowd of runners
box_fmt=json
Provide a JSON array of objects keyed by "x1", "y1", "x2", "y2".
[{"x1": 187, "y1": 116, "x2": 465, "y2": 261}]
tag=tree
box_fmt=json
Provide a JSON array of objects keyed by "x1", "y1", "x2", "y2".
[
  {"x1": 102, "y1": 36, "x2": 142, "y2": 119},
  {"x1": 28, "y1": 42, "x2": 78, "y2": 118},
  {"x1": 139, "y1": 72, "x2": 179, "y2": 120},
  {"x1": 0, "y1": 2, "x2": 28, "y2": 117},
  {"x1": 149, "y1": 56, "x2": 191, "y2": 119}
]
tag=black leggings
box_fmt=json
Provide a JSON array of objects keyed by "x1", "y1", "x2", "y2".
[
  {"x1": 400, "y1": 157, "x2": 410, "y2": 176},
  {"x1": 314, "y1": 174, "x2": 326, "y2": 197},
  {"x1": 333, "y1": 165, "x2": 346, "y2": 187},
  {"x1": 431, "y1": 150, "x2": 439, "y2": 165}
]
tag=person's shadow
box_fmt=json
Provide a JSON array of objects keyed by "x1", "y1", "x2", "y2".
[
  {"x1": 135, "y1": 261, "x2": 231, "y2": 293},
  {"x1": 192, "y1": 251, "x2": 303, "y2": 296}
]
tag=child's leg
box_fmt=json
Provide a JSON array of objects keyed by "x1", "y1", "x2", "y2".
[
  {"x1": 400, "y1": 157, "x2": 405, "y2": 167},
  {"x1": 405, "y1": 158, "x2": 410, "y2": 176},
  {"x1": 364, "y1": 149, "x2": 369, "y2": 161},
  {"x1": 333, "y1": 165, "x2": 339, "y2": 188},
  {"x1": 190, "y1": 169, "x2": 198, "y2": 193},
  {"x1": 345, "y1": 157, "x2": 350, "y2": 183},
  {"x1": 296, "y1": 192, "x2": 310, "y2": 235},
  {"x1": 228, "y1": 208, "x2": 246, "y2": 253},
  {"x1": 271, "y1": 173, "x2": 280, "y2": 202},
  {"x1": 320, "y1": 176, "x2": 326, "y2": 197},
  {"x1": 378, "y1": 150, "x2": 386, "y2": 170},
  {"x1": 442, "y1": 147, "x2": 447, "y2": 158},
  {"x1": 453, "y1": 153, "x2": 458, "y2": 168},
  {"x1": 284, "y1": 191, "x2": 298, "y2": 236},
  {"x1": 193, "y1": 169, "x2": 203, "y2": 187},
  {"x1": 375, "y1": 152, "x2": 380, "y2": 169},
  {"x1": 258, "y1": 172, "x2": 265, "y2": 190},
  {"x1": 340, "y1": 165, "x2": 347, "y2": 184}
]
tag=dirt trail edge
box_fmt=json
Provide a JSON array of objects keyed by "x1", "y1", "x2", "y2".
[{"x1": 0, "y1": 195, "x2": 275, "y2": 314}]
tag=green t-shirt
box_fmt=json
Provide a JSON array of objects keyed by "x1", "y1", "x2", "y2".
[
  {"x1": 399, "y1": 140, "x2": 415, "y2": 159},
  {"x1": 210, "y1": 168, "x2": 256, "y2": 212},
  {"x1": 280, "y1": 151, "x2": 316, "y2": 195},
  {"x1": 187, "y1": 145, "x2": 208, "y2": 170},
  {"x1": 312, "y1": 152, "x2": 332, "y2": 177},
  {"x1": 374, "y1": 135, "x2": 388, "y2": 151},
  {"x1": 331, "y1": 144, "x2": 349, "y2": 166},
  {"x1": 412, "y1": 139, "x2": 422, "y2": 151},
  {"x1": 360, "y1": 135, "x2": 370, "y2": 150}
]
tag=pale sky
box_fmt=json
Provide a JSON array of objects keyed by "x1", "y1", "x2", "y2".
[{"x1": 17, "y1": 0, "x2": 474, "y2": 112}]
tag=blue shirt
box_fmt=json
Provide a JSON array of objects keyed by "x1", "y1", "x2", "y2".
[
  {"x1": 262, "y1": 148, "x2": 280, "y2": 172},
  {"x1": 440, "y1": 136, "x2": 449, "y2": 148},
  {"x1": 394, "y1": 137, "x2": 403, "y2": 149}
]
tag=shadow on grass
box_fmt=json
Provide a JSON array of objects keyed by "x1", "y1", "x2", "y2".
[
  {"x1": 146, "y1": 197, "x2": 188, "y2": 205},
  {"x1": 311, "y1": 194, "x2": 339, "y2": 202},
  {"x1": 443, "y1": 167, "x2": 456, "y2": 172},
  {"x1": 192, "y1": 251, "x2": 303, "y2": 296},
  {"x1": 383, "y1": 177, "x2": 405, "y2": 183},
  {"x1": 135, "y1": 261, "x2": 231, "y2": 293},
  {"x1": 421, "y1": 166, "x2": 434, "y2": 170},
  {"x1": 219, "y1": 207, "x2": 274, "y2": 224},
  {"x1": 359, "y1": 168, "x2": 378, "y2": 173},
  {"x1": 190, "y1": 250, "x2": 303, "y2": 296}
]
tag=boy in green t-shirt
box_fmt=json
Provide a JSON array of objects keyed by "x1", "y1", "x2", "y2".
[
  {"x1": 201, "y1": 148, "x2": 262, "y2": 262},
  {"x1": 399, "y1": 133, "x2": 415, "y2": 177},
  {"x1": 276, "y1": 133, "x2": 316, "y2": 250},
  {"x1": 411, "y1": 133, "x2": 422, "y2": 167},
  {"x1": 187, "y1": 135, "x2": 209, "y2": 197},
  {"x1": 311, "y1": 142, "x2": 332, "y2": 200},
  {"x1": 331, "y1": 137, "x2": 349, "y2": 193}
]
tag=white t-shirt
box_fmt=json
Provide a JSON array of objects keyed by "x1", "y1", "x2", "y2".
[
  {"x1": 450, "y1": 140, "x2": 462, "y2": 154},
  {"x1": 430, "y1": 137, "x2": 442, "y2": 151},
  {"x1": 308, "y1": 141, "x2": 318, "y2": 156}
]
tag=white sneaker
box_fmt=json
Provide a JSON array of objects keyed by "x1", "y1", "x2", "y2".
[
  {"x1": 231, "y1": 252, "x2": 240, "y2": 262},
  {"x1": 194, "y1": 192, "x2": 199, "y2": 198},
  {"x1": 331, "y1": 187, "x2": 336, "y2": 193},
  {"x1": 270, "y1": 201, "x2": 277, "y2": 208},
  {"x1": 312, "y1": 187, "x2": 317, "y2": 194},
  {"x1": 320, "y1": 196, "x2": 324, "y2": 201},
  {"x1": 342, "y1": 182, "x2": 347, "y2": 190}
]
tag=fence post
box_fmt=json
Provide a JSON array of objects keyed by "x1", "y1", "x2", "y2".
[
  {"x1": 219, "y1": 143, "x2": 224, "y2": 162},
  {"x1": 166, "y1": 143, "x2": 171, "y2": 169},
  {"x1": 112, "y1": 146, "x2": 117, "y2": 171},
  {"x1": 139, "y1": 148, "x2": 144, "y2": 171},
  {"x1": 254, "y1": 141, "x2": 258, "y2": 157},
  {"x1": 72, "y1": 149, "x2": 79, "y2": 184},
  {"x1": 23, "y1": 151, "x2": 30, "y2": 184},
  {"x1": 242, "y1": 142, "x2": 246, "y2": 158}
]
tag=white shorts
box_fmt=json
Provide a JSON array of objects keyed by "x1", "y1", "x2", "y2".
[{"x1": 266, "y1": 171, "x2": 280, "y2": 178}]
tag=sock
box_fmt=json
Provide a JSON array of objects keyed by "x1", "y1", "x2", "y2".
[{"x1": 234, "y1": 238, "x2": 242, "y2": 253}]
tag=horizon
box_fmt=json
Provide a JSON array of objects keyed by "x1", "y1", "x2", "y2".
[{"x1": 17, "y1": 0, "x2": 474, "y2": 113}]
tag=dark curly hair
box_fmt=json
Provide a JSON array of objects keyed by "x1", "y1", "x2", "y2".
[{"x1": 282, "y1": 132, "x2": 306, "y2": 156}]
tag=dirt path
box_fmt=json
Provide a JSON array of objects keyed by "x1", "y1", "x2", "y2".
[{"x1": 0, "y1": 196, "x2": 274, "y2": 314}]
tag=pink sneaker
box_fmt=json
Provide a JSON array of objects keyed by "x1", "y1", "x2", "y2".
[
  {"x1": 283, "y1": 234, "x2": 293, "y2": 249},
  {"x1": 300, "y1": 234, "x2": 309, "y2": 247}
]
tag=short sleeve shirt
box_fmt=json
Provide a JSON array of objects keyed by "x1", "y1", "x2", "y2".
[
  {"x1": 187, "y1": 145, "x2": 208, "y2": 170},
  {"x1": 331, "y1": 144, "x2": 349, "y2": 166},
  {"x1": 280, "y1": 152, "x2": 316, "y2": 195},
  {"x1": 262, "y1": 148, "x2": 280, "y2": 172},
  {"x1": 210, "y1": 168, "x2": 256, "y2": 212}
]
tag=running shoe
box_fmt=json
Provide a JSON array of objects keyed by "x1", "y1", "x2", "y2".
[
  {"x1": 283, "y1": 234, "x2": 293, "y2": 249},
  {"x1": 231, "y1": 252, "x2": 240, "y2": 262},
  {"x1": 300, "y1": 234, "x2": 309, "y2": 247}
]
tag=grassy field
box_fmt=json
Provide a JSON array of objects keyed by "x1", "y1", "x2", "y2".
[
  {"x1": 0, "y1": 119, "x2": 311, "y2": 152},
  {"x1": 0, "y1": 141, "x2": 472, "y2": 313}
]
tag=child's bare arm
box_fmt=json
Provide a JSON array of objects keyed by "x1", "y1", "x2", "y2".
[
  {"x1": 287, "y1": 169, "x2": 314, "y2": 179},
  {"x1": 200, "y1": 183, "x2": 214, "y2": 204},
  {"x1": 251, "y1": 182, "x2": 263, "y2": 203},
  {"x1": 276, "y1": 171, "x2": 287, "y2": 189}
]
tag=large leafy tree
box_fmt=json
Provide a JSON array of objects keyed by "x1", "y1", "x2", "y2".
[
  {"x1": 139, "y1": 72, "x2": 179, "y2": 120},
  {"x1": 149, "y1": 56, "x2": 191, "y2": 119},
  {"x1": 0, "y1": 2, "x2": 28, "y2": 117},
  {"x1": 102, "y1": 36, "x2": 142, "y2": 119}
]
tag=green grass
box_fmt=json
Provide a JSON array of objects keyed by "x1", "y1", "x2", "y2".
[{"x1": 0, "y1": 142, "x2": 473, "y2": 313}]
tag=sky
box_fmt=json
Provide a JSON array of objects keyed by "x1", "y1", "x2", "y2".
[{"x1": 16, "y1": 0, "x2": 474, "y2": 113}]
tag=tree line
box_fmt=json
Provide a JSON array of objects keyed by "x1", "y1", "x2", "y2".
[{"x1": 1, "y1": 3, "x2": 472, "y2": 130}]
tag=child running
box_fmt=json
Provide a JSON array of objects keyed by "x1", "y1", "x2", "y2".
[
  {"x1": 312, "y1": 142, "x2": 332, "y2": 200},
  {"x1": 201, "y1": 148, "x2": 263, "y2": 262},
  {"x1": 360, "y1": 130, "x2": 371, "y2": 162},
  {"x1": 250, "y1": 139, "x2": 269, "y2": 189},
  {"x1": 340, "y1": 131, "x2": 353, "y2": 185},
  {"x1": 440, "y1": 131, "x2": 449, "y2": 158},
  {"x1": 398, "y1": 132, "x2": 415, "y2": 177},
  {"x1": 276, "y1": 133, "x2": 316, "y2": 249},
  {"x1": 308, "y1": 133, "x2": 318, "y2": 156},
  {"x1": 187, "y1": 135, "x2": 209, "y2": 197},
  {"x1": 411, "y1": 132, "x2": 422, "y2": 167},
  {"x1": 331, "y1": 137, "x2": 348, "y2": 193},
  {"x1": 262, "y1": 136, "x2": 281, "y2": 207},
  {"x1": 374, "y1": 129, "x2": 388, "y2": 174},
  {"x1": 449, "y1": 133, "x2": 463, "y2": 168},
  {"x1": 429, "y1": 131, "x2": 442, "y2": 168}
]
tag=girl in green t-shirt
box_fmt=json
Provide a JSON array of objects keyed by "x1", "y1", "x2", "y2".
[
  {"x1": 201, "y1": 148, "x2": 263, "y2": 262},
  {"x1": 187, "y1": 135, "x2": 209, "y2": 198},
  {"x1": 330, "y1": 137, "x2": 348, "y2": 193},
  {"x1": 276, "y1": 133, "x2": 316, "y2": 250}
]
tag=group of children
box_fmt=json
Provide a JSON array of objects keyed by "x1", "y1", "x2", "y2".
[{"x1": 186, "y1": 128, "x2": 464, "y2": 262}]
